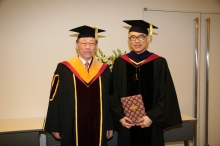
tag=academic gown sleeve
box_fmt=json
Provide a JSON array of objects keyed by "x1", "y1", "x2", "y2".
[
  {"x1": 110, "y1": 58, "x2": 127, "y2": 122},
  {"x1": 146, "y1": 58, "x2": 182, "y2": 128},
  {"x1": 44, "y1": 63, "x2": 64, "y2": 132},
  {"x1": 103, "y1": 67, "x2": 115, "y2": 130}
]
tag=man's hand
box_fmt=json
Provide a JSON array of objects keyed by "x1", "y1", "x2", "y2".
[
  {"x1": 52, "y1": 132, "x2": 62, "y2": 139},
  {"x1": 106, "y1": 130, "x2": 113, "y2": 139},
  {"x1": 136, "y1": 116, "x2": 152, "y2": 128},
  {"x1": 119, "y1": 116, "x2": 134, "y2": 129}
]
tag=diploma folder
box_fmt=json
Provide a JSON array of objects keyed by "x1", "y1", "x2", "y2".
[{"x1": 120, "y1": 94, "x2": 146, "y2": 125}]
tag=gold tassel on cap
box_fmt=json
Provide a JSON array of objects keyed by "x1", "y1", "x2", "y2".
[
  {"x1": 92, "y1": 26, "x2": 98, "y2": 40},
  {"x1": 149, "y1": 22, "x2": 153, "y2": 36}
]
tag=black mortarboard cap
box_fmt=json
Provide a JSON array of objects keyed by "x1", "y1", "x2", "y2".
[
  {"x1": 123, "y1": 20, "x2": 158, "y2": 35},
  {"x1": 69, "y1": 25, "x2": 105, "y2": 40}
]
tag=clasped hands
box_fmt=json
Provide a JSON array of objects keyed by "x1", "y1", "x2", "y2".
[{"x1": 119, "y1": 116, "x2": 152, "y2": 129}]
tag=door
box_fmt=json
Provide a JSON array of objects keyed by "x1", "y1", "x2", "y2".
[{"x1": 200, "y1": 13, "x2": 220, "y2": 146}]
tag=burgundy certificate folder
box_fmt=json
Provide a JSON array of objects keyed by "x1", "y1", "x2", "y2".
[{"x1": 120, "y1": 94, "x2": 146, "y2": 125}]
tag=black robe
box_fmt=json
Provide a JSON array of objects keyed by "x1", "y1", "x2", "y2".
[
  {"x1": 45, "y1": 57, "x2": 113, "y2": 146},
  {"x1": 110, "y1": 51, "x2": 182, "y2": 146}
]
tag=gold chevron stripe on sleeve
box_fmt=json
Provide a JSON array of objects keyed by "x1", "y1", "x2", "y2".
[{"x1": 49, "y1": 74, "x2": 59, "y2": 101}]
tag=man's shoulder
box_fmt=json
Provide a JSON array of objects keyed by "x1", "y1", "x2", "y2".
[{"x1": 151, "y1": 54, "x2": 166, "y2": 62}]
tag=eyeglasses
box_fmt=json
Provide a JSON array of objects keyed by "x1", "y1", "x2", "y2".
[
  {"x1": 129, "y1": 34, "x2": 147, "y2": 41},
  {"x1": 79, "y1": 42, "x2": 96, "y2": 47}
]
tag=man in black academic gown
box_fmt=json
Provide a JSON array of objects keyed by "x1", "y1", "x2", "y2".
[
  {"x1": 45, "y1": 25, "x2": 114, "y2": 146},
  {"x1": 110, "y1": 20, "x2": 182, "y2": 146}
]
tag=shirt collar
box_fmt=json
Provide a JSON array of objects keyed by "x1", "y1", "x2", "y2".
[
  {"x1": 127, "y1": 50, "x2": 152, "y2": 62},
  {"x1": 78, "y1": 55, "x2": 92, "y2": 67}
]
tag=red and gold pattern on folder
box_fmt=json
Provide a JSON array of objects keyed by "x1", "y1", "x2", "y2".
[{"x1": 120, "y1": 94, "x2": 146, "y2": 125}]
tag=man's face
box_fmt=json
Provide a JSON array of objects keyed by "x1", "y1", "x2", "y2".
[
  {"x1": 128, "y1": 32, "x2": 149, "y2": 54},
  {"x1": 76, "y1": 37, "x2": 97, "y2": 61}
]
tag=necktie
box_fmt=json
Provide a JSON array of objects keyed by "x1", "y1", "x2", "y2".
[{"x1": 85, "y1": 61, "x2": 89, "y2": 72}]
